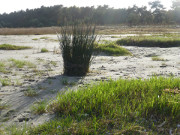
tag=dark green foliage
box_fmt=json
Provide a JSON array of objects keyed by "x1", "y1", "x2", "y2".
[
  {"x1": 0, "y1": 44, "x2": 32, "y2": 50},
  {"x1": 0, "y1": 1, "x2": 180, "y2": 28},
  {"x1": 58, "y1": 23, "x2": 97, "y2": 76},
  {"x1": 116, "y1": 36, "x2": 180, "y2": 48}
]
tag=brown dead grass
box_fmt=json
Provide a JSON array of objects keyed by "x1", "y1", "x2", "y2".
[
  {"x1": 0, "y1": 27, "x2": 57, "y2": 35},
  {"x1": 0, "y1": 25, "x2": 180, "y2": 35}
]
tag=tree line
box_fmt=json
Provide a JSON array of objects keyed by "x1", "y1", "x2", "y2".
[{"x1": 0, "y1": 0, "x2": 180, "y2": 28}]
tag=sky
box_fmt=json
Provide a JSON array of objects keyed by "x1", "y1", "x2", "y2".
[{"x1": 0, "y1": 0, "x2": 173, "y2": 14}]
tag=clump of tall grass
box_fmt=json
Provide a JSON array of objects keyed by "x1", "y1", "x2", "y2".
[
  {"x1": 116, "y1": 36, "x2": 180, "y2": 48},
  {"x1": 0, "y1": 44, "x2": 32, "y2": 50},
  {"x1": 57, "y1": 23, "x2": 97, "y2": 76}
]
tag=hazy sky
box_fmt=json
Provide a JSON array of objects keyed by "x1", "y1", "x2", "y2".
[{"x1": 0, "y1": 0, "x2": 173, "y2": 14}]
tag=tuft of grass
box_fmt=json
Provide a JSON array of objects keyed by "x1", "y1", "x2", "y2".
[
  {"x1": 61, "y1": 78, "x2": 76, "y2": 86},
  {"x1": 95, "y1": 41, "x2": 132, "y2": 56},
  {"x1": 58, "y1": 23, "x2": 97, "y2": 76},
  {"x1": 50, "y1": 61, "x2": 57, "y2": 66},
  {"x1": 31, "y1": 100, "x2": 47, "y2": 114},
  {"x1": 0, "y1": 78, "x2": 11, "y2": 86},
  {"x1": 41, "y1": 48, "x2": 49, "y2": 53},
  {"x1": 9, "y1": 58, "x2": 36, "y2": 68},
  {"x1": 116, "y1": 35, "x2": 180, "y2": 48},
  {"x1": 0, "y1": 102, "x2": 9, "y2": 110},
  {"x1": 0, "y1": 62, "x2": 9, "y2": 73},
  {"x1": 0, "y1": 44, "x2": 32, "y2": 50},
  {"x1": 32, "y1": 38, "x2": 38, "y2": 41},
  {"x1": 152, "y1": 56, "x2": 166, "y2": 61},
  {"x1": 4, "y1": 124, "x2": 29, "y2": 135},
  {"x1": 26, "y1": 77, "x2": 180, "y2": 134},
  {"x1": 40, "y1": 37, "x2": 49, "y2": 40},
  {"x1": 24, "y1": 87, "x2": 38, "y2": 97}
]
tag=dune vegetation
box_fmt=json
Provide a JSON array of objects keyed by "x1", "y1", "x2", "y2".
[
  {"x1": 7, "y1": 77, "x2": 178, "y2": 135},
  {"x1": 0, "y1": 44, "x2": 32, "y2": 50},
  {"x1": 95, "y1": 41, "x2": 132, "y2": 56},
  {"x1": 116, "y1": 34, "x2": 180, "y2": 48}
]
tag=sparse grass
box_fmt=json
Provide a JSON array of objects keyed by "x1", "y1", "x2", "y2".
[
  {"x1": 31, "y1": 100, "x2": 47, "y2": 114},
  {"x1": 61, "y1": 78, "x2": 77, "y2": 86},
  {"x1": 36, "y1": 58, "x2": 45, "y2": 63},
  {"x1": 116, "y1": 35, "x2": 180, "y2": 48},
  {"x1": 0, "y1": 102, "x2": 9, "y2": 110},
  {"x1": 40, "y1": 36, "x2": 49, "y2": 40},
  {"x1": 0, "y1": 78, "x2": 11, "y2": 86},
  {"x1": 9, "y1": 58, "x2": 36, "y2": 68},
  {"x1": 14, "y1": 79, "x2": 22, "y2": 86},
  {"x1": 4, "y1": 124, "x2": 29, "y2": 135},
  {"x1": 27, "y1": 77, "x2": 180, "y2": 134},
  {"x1": 24, "y1": 87, "x2": 38, "y2": 97},
  {"x1": 50, "y1": 61, "x2": 57, "y2": 66},
  {"x1": 40, "y1": 48, "x2": 49, "y2": 53},
  {"x1": 32, "y1": 38, "x2": 38, "y2": 40},
  {"x1": 0, "y1": 62, "x2": 9, "y2": 73},
  {"x1": 152, "y1": 56, "x2": 166, "y2": 61},
  {"x1": 95, "y1": 41, "x2": 132, "y2": 56},
  {"x1": 0, "y1": 44, "x2": 32, "y2": 50}
]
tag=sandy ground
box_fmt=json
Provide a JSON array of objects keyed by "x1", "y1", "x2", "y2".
[{"x1": 0, "y1": 34, "x2": 180, "y2": 128}]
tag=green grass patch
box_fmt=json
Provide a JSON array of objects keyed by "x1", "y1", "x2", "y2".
[
  {"x1": 32, "y1": 38, "x2": 38, "y2": 41},
  {"x1": 0, "y1": 44, "x2": 32, "y2": 50},
  {"x1": 0, "y1": 102, "x2": 9, "y2": 110},
  {"x1": 28, "y1": 77, "x2": 180, "y2": 135},
  {"x1": 40, "y1": 36, "x2": 49, "y2": 40},
  {"x1": 31, "y1": 100, "x2": 47, "y2": 114},
  {"x1": 0, "y1": 78, "x2": 11, "y2": 86},
  {"x1": 41, "y1": 48, "x2": 49, "y2": 53},
  {"x1": 95, "y1": 41, "x2": 132, "y2": 56},
  {"x1": 0, "y1": 62, "x2": 9, "y2": 73},
  {"x1": 9, "y1": 58, "x2": 36, "y2": 68},
  {"x1": 116, "y1": 35, "x2": 180, "y2": 48},
  {"x1": 152, "y1": 56, "x2": 166, "y2": 61},
  {"x1": 24, "y1": 87, "x2": 38, "y2": 97}
]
